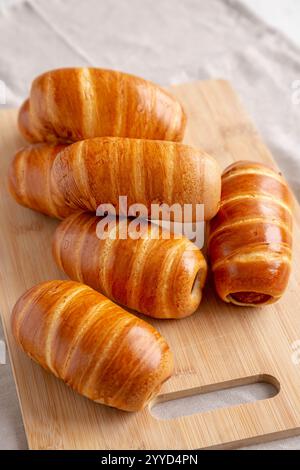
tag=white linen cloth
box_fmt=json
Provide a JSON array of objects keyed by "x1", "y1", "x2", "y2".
[{"x1": 0, "y1": 0, "x2": 299, "y2": 450}]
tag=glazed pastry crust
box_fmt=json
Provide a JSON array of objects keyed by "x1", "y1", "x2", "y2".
[
  {"x1": 8, "y1": 143, "x2": 75, "y2": 219},
  {"x1": 208, "y1": 161, "x2": 293, "y2": 306},
  {"x1": 51, "y1": 137, "x2": 221, "y2": 222},
  {"x1": 11, "y1": 280, "x2": 174, "y2": 411},
  {"x1": 53, "y1": 212, "x2": 207, "y2": 318},
  {"x1": 18, "y1": 67, "x2": 186, "y2": 143}
]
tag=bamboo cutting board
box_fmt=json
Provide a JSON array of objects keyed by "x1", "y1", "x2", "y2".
[{"x1": 1, "y1": 79, "x2": 300, "y2": 450}]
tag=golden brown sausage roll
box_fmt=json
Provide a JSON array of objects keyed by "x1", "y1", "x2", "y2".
[
  {"x1": 11, "y1": 280, "x2": 173, "y2": 411},
  {"x1": 52, "y1": 212, "x2": 207, "y2": 318},
  {"x1": 8, "y1": 143, "x2": 75, "y2": 219},
  {"x1": 51, "y1": 137, "x2": 221, "y2": 222},
  {"x1": 208, "y1": 160, "x2": 293, "y2": 306},
  {"x1": 19, "y1": 67, "x2": 186, "y2": 143}
]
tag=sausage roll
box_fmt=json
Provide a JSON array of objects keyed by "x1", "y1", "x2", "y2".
[
  {"x1": 208, "y1": 160, "x2": 293, "y2": 306},
  {"x1": 11, "y1": 280, "x2": 173, "y2": 411},
  {"x1": 52, "y1": 212, "x2": 207, "y2": 318}
]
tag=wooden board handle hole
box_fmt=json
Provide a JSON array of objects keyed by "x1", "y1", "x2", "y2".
[{"x1": 150, "y1": 374, "x2": 279, "y2": 420}]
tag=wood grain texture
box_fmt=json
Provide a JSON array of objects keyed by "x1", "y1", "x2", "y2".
[
  {"x1": 51, "y1": 137, "x2": 221, "y2": 222},
  {"x1": 208, "y1": 160, "x2": 293, "y2": 306},
  {"x1": 1, "y1": 80, "x2": 300, "y2": 449},
  {"x1": 19, "y1": 68, "x2": 186, "y2": 143},
  {"x1": 52, "y1": 212, "x2": 207, "y2": 319},
  {"x1": 11, "y1": 280, "x2": 173, "y2": 411}
]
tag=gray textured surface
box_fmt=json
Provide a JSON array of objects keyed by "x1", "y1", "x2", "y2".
[{"x1": 0, "y1": 0, "x2": 300, "y2": 450}]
